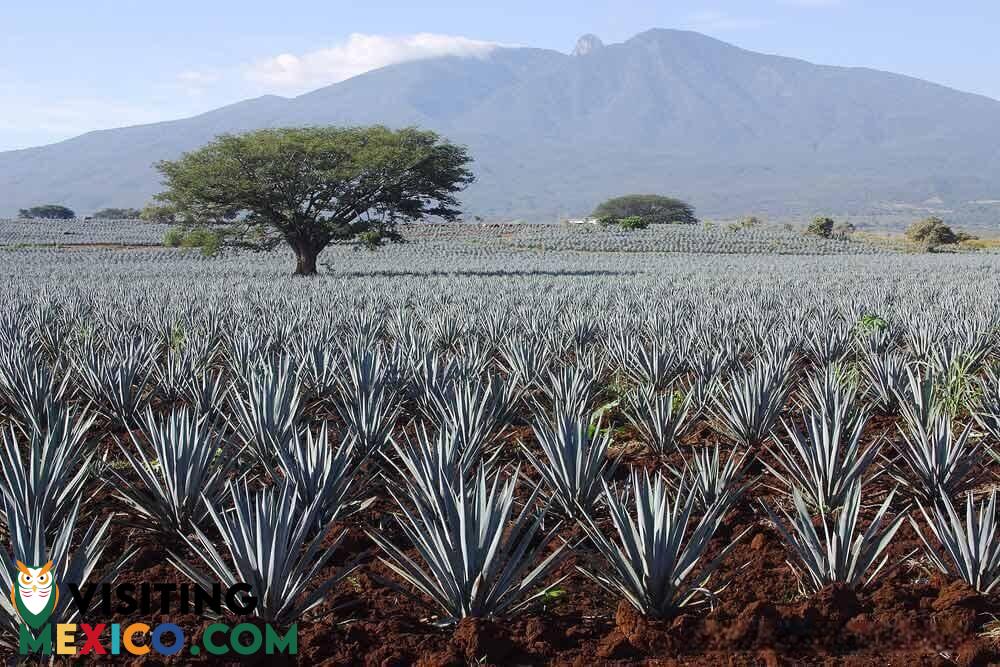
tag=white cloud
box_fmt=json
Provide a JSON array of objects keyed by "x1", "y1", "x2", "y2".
[
  {"x1": 0, "y1": 32, "x2": 500, "y2": 150},
  {"x1": 244, "y1": 33, "x2": 500, "y2": 92}
]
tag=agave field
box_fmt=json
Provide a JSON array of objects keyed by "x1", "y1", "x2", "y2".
[{"x1": 0, "y1": 224, "x2": 999, "y2": 664}]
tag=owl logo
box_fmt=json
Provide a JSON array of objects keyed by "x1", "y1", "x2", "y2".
[{"x1": 10, "y1": 561, "x2": 58, "y2": 630}]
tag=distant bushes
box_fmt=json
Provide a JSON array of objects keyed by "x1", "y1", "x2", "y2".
[
  {"x1": 18, "y1": 204, "x2": 75, "y2": 220},
  {"x1": 164, "y1": 226, "x2": 222, "y2": 256},
  {"x1": 806, "y1": 216, "x2": 855, "y2": 240},
  {"x1": 905, "y1": 216, "x2": 976, "y2": 251},
  {"x1": 91, "y1": 207, "x2": 141, "y2": 220}
]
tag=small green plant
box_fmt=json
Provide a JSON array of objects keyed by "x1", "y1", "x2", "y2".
[
  {"x1": 856, "y1": 314, "x2": 888, "y2": 335},
  {"x1": 357, "y1": 230, "x2": 386, "y2": 249},
  {"x1": 165, "y1": 226, "x2": 223, "y2": 256},
  {"x1": 163, "y1": 227, "x2": 185, "y2": 247}
]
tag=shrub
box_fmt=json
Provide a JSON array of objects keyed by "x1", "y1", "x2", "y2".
[
  {"x1": 806, "y1": 217, "x2": 835, "y2": 238},
  {"x1": 164, "y1": 226, "x2": 223, "y2": 256},
  {"x1": 905, "y1": 217, "x2": 959, "y2": 250},
  {"x1": 163, "y1": 227, "x2": 185, "y2": 247},
  {"x1": 92, "y1": 207, "x2": 141, "y2": 219},
  {"x1": 181, "y1": 227, "x2": 216, "y2": 249}
]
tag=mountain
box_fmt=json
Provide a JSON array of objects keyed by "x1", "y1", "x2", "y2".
[{"x1": 3, "y1": 29, "x2": 1000, "y2": 222}]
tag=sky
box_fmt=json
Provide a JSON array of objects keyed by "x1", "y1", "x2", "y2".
[{"x1": 1, "y1": 0, "x2": 998, "y2": 151}]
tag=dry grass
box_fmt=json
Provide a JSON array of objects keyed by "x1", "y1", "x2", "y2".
[{"x1": 851, "y1": 231, "x2": 1000, "y2": 253}]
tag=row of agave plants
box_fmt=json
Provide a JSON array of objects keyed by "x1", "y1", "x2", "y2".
[{"x1": 0, "y1": 294, "x2": 997, "y2": 647}]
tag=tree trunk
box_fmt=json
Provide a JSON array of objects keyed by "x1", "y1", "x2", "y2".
[{"x1": 294, "y1": 244, "x2": 320, "y2": 276}]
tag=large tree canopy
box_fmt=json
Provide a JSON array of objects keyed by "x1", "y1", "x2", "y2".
[
  {"x1": 18, "y1": 204, "x2": 76, "y2": 220},
  {"x1": 154, "y1": 126, "x2": 475, "y2": 274},
  {"x1": 592, "y1": 194, "x2": 697, "y2": 225}
]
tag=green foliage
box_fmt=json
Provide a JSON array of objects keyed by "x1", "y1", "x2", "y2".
[
  {"x1": 856, "y1": 314, "x2": 888, "y2": 335},
  {"x1": 906, "y1": 217, "x2": 960, "y2": 250},
  {"x1": 807, "y1": 216, "x2": 836, "y2": 238},
  {"x1": 140, "y1": 203, "x2": 179, "y2": 223},
  {"x1": 91, "y1": 207, "x2": 141, "y2": 220},
  {"x1": 356, "y1": 230, "x2": 387, "y2": 250},
  {"x1": 617, "y1": 215, "x2": 649, "y2": 231},
  {"x1": 163, "y1": 226, "x2": 223, "y2": 256},
  {"x1": 18, "y1": 205, "x2": 75, "y2": 220},
  {"x1": 592, "y1": 194, "x2": 697, "y2": 225},
  {"x1": 154, "y1": 126, "x2": 475, "y2": 275},
  {"x1": 163, "y1": 228, "x2": 185, "y2": 247}
]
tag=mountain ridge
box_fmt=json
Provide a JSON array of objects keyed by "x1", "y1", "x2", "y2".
[{"x1": 2, "y1": 29, "x2": 999, "y2": 222}]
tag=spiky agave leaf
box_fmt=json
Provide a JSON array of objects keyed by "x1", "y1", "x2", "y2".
[
  {"x1": 711, "y1": 357, "x2": 792, "y2": 447},
  {"x1": 72, "y1": 337, "x2": 156, "y2": 427},
  {"x1": 677, "y1": 444, "x2": 753, "y2": 512},
  {"x1": 170, "y1": 481, "x2": 354, "y2": 627},
  {"x1": 368, "y1": 467, "x2": 566, "y2": 622},
  {"x1": 764, "y1": 401, "x2": 881, "y2": 513},
  {"x1": 0, "y1": 402, "x2": 95, "y2": 538},
  {"x1": 0, "y1": 344, "x2": 70, "y2": 431},
  {"x1": 523, "y1": 410, "x2": 619, "y2": 518},
  {"x1": 228, "y1": 356, "x2": 303, "y2": 467},
  {"x1": 975, "y1": 366, "x2": 1000, "y2": 445},
  {"x1": 277, "y1": 422, "x2": 369, "y2": 526},
  {"x1": 499, "y1": 335, "x2": 553, "y2": 390},
  {"x1": 383, "y1": 423, "x2": 495, "y2": 514},
  {"x1": 535, "y1": 363, "x2": 602, "y2": 418},
  {"x1": 892, "y1": 415, "x2": 979, "y2": 503},
  {"x1": 112, "y1": 407, "x2": 236, "y2": 537},
  {"x1": 184, "y1": 368, "x2": 229, "y2": 419},
  {"x1": 335, "y1": 342, "x2": 400, "y2": 457},
  {"x1": 763, "y1": 483, "x2": 905, "y2": 593},
  {"x1": 894, "y1": 367, "x2": 943, "y2": 436},
  {"x1": 911, "y1": 489, "x2": 1000, "y2": 594},
  {"x1": 577, "y1": 468, "x2": 748, "y2": 618},
  {"x1": 859, "y1": 347, "x2": 907, "y2": 411},
  {"x1": 622, "y1": 384, "x2": 691, "y2": 454}
]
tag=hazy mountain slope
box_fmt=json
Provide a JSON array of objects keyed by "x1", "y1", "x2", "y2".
[{"x1": 2, "y1": 29, "x2": 999, "y2": 221}]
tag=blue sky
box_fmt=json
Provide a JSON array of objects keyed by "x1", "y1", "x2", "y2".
[{"x1": 1, "y1": 0, "x2": 998, "y2": 151}]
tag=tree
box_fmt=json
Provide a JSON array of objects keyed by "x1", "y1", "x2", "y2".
[
  {"x1": 154, "y1": 126, "x2": 475, "y2": 275},
  {"x1": 92, "y1": 207, "x2": 142, "y2": 219},
  {"x1": 592, "y1": 194, "x2": 697, "y2": 226},
  {"x1": 806, "y1": 216, "x2": 835, "y2": 238},
  {"x1": 905, "y1": 217, "x2": 958, "y2": 250},
  {"x1": 18, "y1": 205, "x2": 75, "y2": 220}
]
